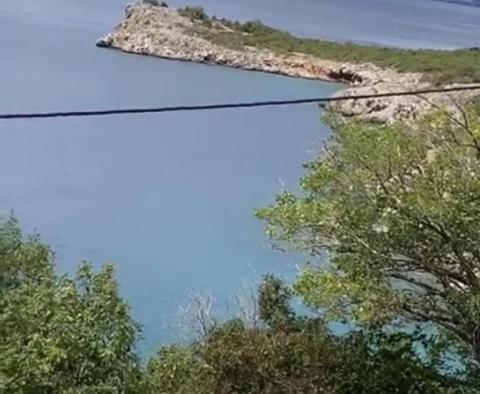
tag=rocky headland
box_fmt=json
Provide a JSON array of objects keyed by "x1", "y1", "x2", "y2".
[{"x1": 97, "y1": 2, "x2": 479, "y2": 122}]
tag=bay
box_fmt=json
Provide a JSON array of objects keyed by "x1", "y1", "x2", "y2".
[{"x1": 0, "y1": 0, "x2": 477, "y2": 354}]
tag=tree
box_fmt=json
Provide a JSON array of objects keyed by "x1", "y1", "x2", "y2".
[
  {"x1": 143, "y1": 276, "x2": 470, "y2": 394},
  {"x1": 0, "y1": 217, "x2": 141, "y2": 393},
  {"x1": 257, "y1": 104, "x2": 480, "y2": 361},
  {"x1": 257, "y1": 274, "x2": 295, "y2": 330}
]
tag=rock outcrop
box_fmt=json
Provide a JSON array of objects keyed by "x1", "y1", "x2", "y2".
[{"x1": 97, "y1": 3, "x2": 477, "y2": 122}]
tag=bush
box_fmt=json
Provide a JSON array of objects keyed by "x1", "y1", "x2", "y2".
[
  {"x1": 143, "y1": 276, "x2": 475, "y2": 394},
  {"x1": 142, "y1": 346, "x2": 214, "y2": 394},
  {"x1": 142, "y1": 0, "x2": 159, "y2": 6},
  {"x1": 142, "y1": 0, "x2": 168, "y2": 7},
  {"x1": 189, "y1": 10, "x2": 480, "y2": 84},
  {"x1": 0, "y1": 218, "x2": 141, "y2": 393},
  {"x1": 144, "y1": 316, "x2": 472, "y2": 394},
  {"x1": 178, "y1": 6, "x2": 210, "y2": 23}
]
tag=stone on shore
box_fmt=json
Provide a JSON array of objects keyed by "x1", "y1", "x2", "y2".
[
  {"x1": 96, "y1": 35, "x2": 113, "y2": 48},
  {"x1": 97, "y1": 3, "x2": 477, "y2": 122}
]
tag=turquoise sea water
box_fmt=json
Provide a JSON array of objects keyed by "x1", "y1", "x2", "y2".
[{"x1": 0, "y1": 0, "x2": 478, "y2": 353}]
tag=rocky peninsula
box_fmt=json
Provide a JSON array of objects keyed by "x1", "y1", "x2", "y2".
[{"x1": 97, "y1": 2, "x2": 479, "y2": 122}]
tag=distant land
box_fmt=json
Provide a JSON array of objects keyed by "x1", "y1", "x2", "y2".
[
  {"x1": 435, "y1": 0, "x2": 480, "y2": 7},
  {"x1": 97, "y1": 3, "x2": 480, "y2": 123}
]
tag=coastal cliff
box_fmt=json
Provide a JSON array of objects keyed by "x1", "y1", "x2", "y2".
[{"x1": 97, "y1": 3, "x2": 479, "y2": 122}]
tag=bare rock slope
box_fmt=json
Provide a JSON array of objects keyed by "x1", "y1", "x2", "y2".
[{"x1": 98, "y1": 3, "x2": 477, "y2": 122}]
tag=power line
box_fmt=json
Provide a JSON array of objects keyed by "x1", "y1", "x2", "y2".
[{"x1": 1, "y1": 85, "x2": 479, "y2": 120}]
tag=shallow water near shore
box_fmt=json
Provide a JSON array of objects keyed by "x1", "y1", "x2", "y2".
[{"x1": 0, "y1": 0, "x2": 478, "y2": 354}]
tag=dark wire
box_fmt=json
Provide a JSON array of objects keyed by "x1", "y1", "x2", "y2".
[{"x1": 1, "y1": 85, "x2": 479, "y2": 120}]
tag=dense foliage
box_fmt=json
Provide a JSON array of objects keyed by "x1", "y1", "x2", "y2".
[
  {"x1": 258, "y1": 104, "x2": 480, "y2": 360},
  {"x1": 178, "y1": 6, "x2": 210, "y2": 23},
  {"x1": 178, "y1": 6, "x2": 480, "y2": 85},
  {"x1": 141, "y1": 0, "x2": 168, "y2": 8},
  {"x1": 2, "y1": 217, "x2": 476, "y2": 393},
  {"x1": 143, "y1": 276, "x2": 472, "y2": 394},
  {"x1": 4, "y1": 105, "x2": 480, "y2": 392},
  {"x1": 0, "y1": 217, "x2": 141, "y2": 393}
]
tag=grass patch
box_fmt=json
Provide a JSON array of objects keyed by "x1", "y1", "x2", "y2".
[{"x1": 178, "y1": 7, "x2": 480, "y2": 85}]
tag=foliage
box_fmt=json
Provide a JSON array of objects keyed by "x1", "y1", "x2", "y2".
[
  {"x1": 141, "y1": 0, "x2": 168, "y2": 7},
  {"x1": 143, "y1": 276, "x2": 473, "y2": 394},
  {"x1": 257, "y1": 274, "x2": 295, "y2": 330},
  {"x1": 178, "y1": 7, "x2": 210, "y2": 23},
  {"x1": 0, "y1": 217, "x2": 141, "y2": 394},
  {"x1": 0, "y1": 214, "x2": 478, "y2": 393},
  {"x1": 141, "y1": 346, "x2": 214, "y2": 394},
  {"x1": 6, "y1": 103, "x2": 480, "y2": 391},
  {"x1": 258, "y1": 104, "x2": 480, "y2": 360},
  {"x1": 185, "y1": 11, "x2": 480, "y2": 85}
]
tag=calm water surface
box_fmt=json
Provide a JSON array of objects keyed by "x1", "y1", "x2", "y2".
[
  {"x1": 169, "y1": 0, "x2": 480, "y2": 48},
  {"x1": 1, "y1": 0, "x2": 478, "y2": 353}
]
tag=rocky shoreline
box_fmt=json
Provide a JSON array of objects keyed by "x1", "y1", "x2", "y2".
[{"x1": 97, "y1": 3, "x2": 477, "y2": 122}]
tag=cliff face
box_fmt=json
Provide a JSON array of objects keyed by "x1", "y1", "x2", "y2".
[{"x1": 97, "y1": 3, "x2": 477, "y2": 122}]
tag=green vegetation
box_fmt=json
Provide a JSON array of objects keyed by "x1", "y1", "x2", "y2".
[
  {"x1": 141, "y1": 0, "x2": 168, "y2": 7},
  {"x1": 0, "y1": 217, "x2": 141, "y2": 393},
  {"x1": 5, "y1": 106, "x2": 480, "y2": 392},
  {"x1": 178, "y1": 6, "x2": 210, "y2": 23},
  {"x1": 178, "y1": 6, "x2": 480, "y2": 85},
  {"x1": 258, "y1": 103, "x2": 480, "y2": 358},
  {"x1": 142, "y1": 276, "x2": 474, "y2": 394},
  {"x1": 5, "y1": 218, "x2": 473, "y2": 393}
]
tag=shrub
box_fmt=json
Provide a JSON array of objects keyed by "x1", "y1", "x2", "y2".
[
  {"x1": 178, "y1": 6, "x2": 210, "y2": 23},
  {"x1": 143, "y1": 276, "x2": 475, "y2": 394},
  {"x1": 0, "y1": 218, "x2": 141, "y2": 393},
  {"x1": 142, "y1": 0, "x2": 161, "y2": 6},
  {"x1": 188, "y1": 9, "x2": 480, "y2": 84}
]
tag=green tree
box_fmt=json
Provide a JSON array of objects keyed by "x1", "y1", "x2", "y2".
[
  {"x1": 144, "y1": 276, "x2": 469, "y2": 394},
  {"x1": 257, "y1": 105, "x2": 480, "y2": 360},
  {"x1": 257, "y1": 274, "x2": 295, "y2": 330},
  {"x1": 0, "y1": 217, "x2": 141, "y2": 393},
  {"x1": 141, "y1": 346, "x2": 214, "y2": 394}
]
